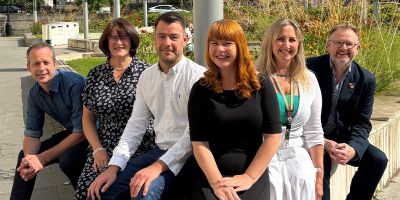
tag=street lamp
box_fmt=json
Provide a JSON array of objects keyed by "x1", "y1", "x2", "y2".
[{"x1": 5, "y1": 1, "x2": 11, "y2": 36}]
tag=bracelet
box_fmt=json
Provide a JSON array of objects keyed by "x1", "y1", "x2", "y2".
[
  {"x1": 315, "y1": 167, "x2": 322, "y2": 173},
  {"x1": 93, "y1": 147, "x2": 106, "y2": 156}
]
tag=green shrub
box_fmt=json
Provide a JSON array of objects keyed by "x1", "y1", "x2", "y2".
[
  {"x1": 137, "y1": 33, "x2": 158, "y2": 64},
  {"x1": 30, "y1": 21, "x2": 44, "y2": 34},
  {"x1": 124, "y1": 11, "x2": 143, "y2": 27},
  {"x1": 147, "y1": 13, "x2": 161, "y2": 26},
  {"x1": 89, "y1": 18, "x2": 111, "y2": 33}
]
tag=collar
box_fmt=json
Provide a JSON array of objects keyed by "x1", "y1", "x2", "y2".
[
  {"x1": 39, "y1": 70, "x2": 60, "y2": 95},
  {"x1": 329, "y1": 59, "x2": 352, "y2": 74},
  {"x1": 157, "y1": 56, "x2": 186, "y2": 75}
]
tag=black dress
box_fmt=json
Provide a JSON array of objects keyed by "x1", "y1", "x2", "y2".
[
  {"x1": 188, "y1": 75, "x2": 281, "y2": 200},
  {"x1": 74, "y1": 57, "x2": 157, "y2": 200}
]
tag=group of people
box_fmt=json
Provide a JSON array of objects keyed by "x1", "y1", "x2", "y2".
[{"x1": 10, "y1": 11, "x2": 388, "y2": 200}]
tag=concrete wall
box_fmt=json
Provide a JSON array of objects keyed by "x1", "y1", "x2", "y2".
[
  {"x1": 0, "y1": 13, "x2": 102, "y2": 36},
  {"x1": 330, "y1": 110, "x2": 400, "y2": 199}
]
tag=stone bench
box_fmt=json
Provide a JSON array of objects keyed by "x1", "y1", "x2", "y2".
[{"x1": 329, "y1": 96, "x2": 400, "y2": 199}]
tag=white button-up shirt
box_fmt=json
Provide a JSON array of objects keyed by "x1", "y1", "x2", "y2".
[{"x1": 109, "y1": 57, "x2": 206, "y2": 175}]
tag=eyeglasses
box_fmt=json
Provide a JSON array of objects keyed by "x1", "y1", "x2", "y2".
[
  {"x1": 329, "y1": 40, "x2": 358, "y2": 49},
  {"x1": 109, "y1": 36, "x2": 129, "y2": 43}
]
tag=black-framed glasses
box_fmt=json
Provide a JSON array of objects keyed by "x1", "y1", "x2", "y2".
[
  {"x1": 109, "y1": 36, "x2": 129, "y2": 43},
  {"x1": 329, "y1": 40, "x2": 358, "y2": 49}
]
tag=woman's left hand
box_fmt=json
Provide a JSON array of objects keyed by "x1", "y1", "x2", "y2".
[
  {"x1": 219, "y1": 174, "x2": 256, "y2": 192},
  {"x1": 315, "y1": 179, "x2": 323, "y2": 200}
]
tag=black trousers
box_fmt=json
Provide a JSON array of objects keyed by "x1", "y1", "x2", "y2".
[
  {"x1": 322, "y1": 143, "x2": 388, "y2": 200},
  {"x1": 10, "y1": 130, "x2": 88, "y2": 200}
]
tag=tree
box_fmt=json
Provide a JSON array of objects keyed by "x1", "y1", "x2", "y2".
[{"x1": 0, "y1": 0, "x2": 45, "y2": 12}]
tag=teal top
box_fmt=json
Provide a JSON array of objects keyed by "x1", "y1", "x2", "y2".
[{"x1": 277, "y1": 93, "x2": 299, "y2": 125}]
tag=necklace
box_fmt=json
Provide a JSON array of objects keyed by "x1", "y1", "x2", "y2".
[
  {"x1": 113, "y1": 66, "x2": 128, "y2": 71},
  {"x1": 275, "y1": 73, "x2": 290, "y2": 77}
]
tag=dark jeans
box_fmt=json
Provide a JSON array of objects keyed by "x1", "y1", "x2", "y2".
[
  {"x1": 10, "y1": 130, "x2": 88, "y2": 200},
  {"x1": 322, "y1": 143, "x2": 388, "y2": 200},
  {"x1": 100, "y1": 148, "x2": 176, "y2": 200}
]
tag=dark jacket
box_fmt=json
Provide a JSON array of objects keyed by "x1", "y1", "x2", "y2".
[{"x1": 306, "y1": 54, "x2": 376, "y2": 163}]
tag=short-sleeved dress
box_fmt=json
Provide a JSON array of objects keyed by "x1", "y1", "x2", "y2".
[
  {"x1": 188, "y1": 75, "x2": 282, "y2": 200},
  {"x1": 74, "y1": 57, "x2": 157, "y2": 200}
]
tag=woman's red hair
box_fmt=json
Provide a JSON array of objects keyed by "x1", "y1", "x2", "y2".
[{"x1": 201, "y1": 19, "x2": 260, "y2": 99}]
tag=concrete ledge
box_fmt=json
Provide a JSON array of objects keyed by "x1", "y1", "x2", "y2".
[
  {"x1": 23, "y1": 33, "x2": 43, "y2": 47},
  {"x1": 329, "y1": 96, "x2": 400, "y2": 199},
  {"x1": 68, "y1": 38, "x2": 100, "y2": 53}
]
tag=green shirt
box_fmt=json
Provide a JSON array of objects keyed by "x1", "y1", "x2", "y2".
[{"x1": 277, "y1": 93, "x2": 299, "y2": 125}]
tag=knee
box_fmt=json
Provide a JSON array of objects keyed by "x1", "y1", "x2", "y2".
[
  {"x1": 374, "y1": 151, "x2": 388, "y2": 171},
  {"x1": 140, "y1": 178, "x2": 166, "y2": 199},
  {"x1": 17, "y1": 149, "x2": 24, "y2": 160}
]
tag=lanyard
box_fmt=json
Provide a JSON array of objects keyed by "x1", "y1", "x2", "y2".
[{"x1": 272, "y1": 75, "x2": 294, "y2": 142}]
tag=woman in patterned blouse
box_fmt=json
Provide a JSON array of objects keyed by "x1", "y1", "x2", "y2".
[{"x1": 74, "y1": 18, "x2": 156, "y2": 200}]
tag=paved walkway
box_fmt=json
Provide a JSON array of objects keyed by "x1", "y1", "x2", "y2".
[
  {"x1": 0, "y1": 37, "x2": 399, "y2": 200},
  {"x1": 0, "y1": 37, "x2": 80, "y2": 200}
]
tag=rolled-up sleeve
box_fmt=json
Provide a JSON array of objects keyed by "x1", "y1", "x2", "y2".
[
  {"x1": 70, "y1": 82, "x2": 84, "y2": 133},
  {"x1": 24, "y1": 89, "x2": 44, "y2": 138}
]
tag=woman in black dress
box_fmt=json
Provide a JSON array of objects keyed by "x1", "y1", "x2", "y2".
[
  {"x1": 73, "y1": 18, "x2": 156, "y2": 200},
  {"x1": 187, "y1": 19, "x2": 282, "y2": 200}
]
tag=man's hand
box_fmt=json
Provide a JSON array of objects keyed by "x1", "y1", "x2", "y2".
[
  {"x1": 218, "y1": 174, "x2": 256, "y2": 192},
  {"x1": 17, "y1": 154, "x2": 45, "y2": 181},
  {"x1": 87, "y1": 165, "x2": 119, "y2": 200},
  {"x1": 330, "y1": 143, "x2": 356, "y2": 165},
  {"x1": 129, "y1": 160, "x2": 165, "y2": 198},
  {"x1": 324, "y1": 139, "x2": 340, "y2": 164}
]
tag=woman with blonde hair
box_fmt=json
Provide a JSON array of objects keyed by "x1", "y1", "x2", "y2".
[
  {"x1": 256, "y1": 18, "x2": 324, "y2": 200},
  {"x1": 188, "y1": 19, "x2": 282, "y2": 200}
]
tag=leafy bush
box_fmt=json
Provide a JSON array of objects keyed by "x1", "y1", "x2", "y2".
[
  {"x1": 137, "y1": 33, "x2": 158, "y2": 64},
  {"x1": 223, "y1": 0, "x2": 400, "y2": 93},
  {"x1": 147, "y1": 13, "x2": 161, "y2": 26},
  {"x1": 89, "y1": 18, "x2": 111, "y2": 32},
  {"x1": 30, "y1": 21, "x2": 44, "y2": 34}
]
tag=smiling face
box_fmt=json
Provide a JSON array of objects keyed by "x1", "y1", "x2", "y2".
[
  {"x1": 327, "y1": 28, "x2": 360, "y2": 68},
  {"x1": 27, "y1": 47, "x2": 56, "y2": 92},
  {"x1": 272, "y1": 25, "x2": 299, "y2": 68},
  {"x1": 108, "y1": 27, "x2": 132, "y2": 59},
  {"x1": 209, "y1": 40, "x2": 238, "y2": 72},
  {"x1": 154, "y1": 21, "x2": 188, "y2": 70}
]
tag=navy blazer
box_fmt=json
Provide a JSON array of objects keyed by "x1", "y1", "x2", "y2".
[{"x1": 306, "y1": 54, "x2": 376, "y2": 163}]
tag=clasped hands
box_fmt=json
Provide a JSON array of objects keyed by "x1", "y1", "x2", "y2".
[
  {"x1": 325, "y1": 139, "x2": 356, "y2": 165},
  {"x1": 87, "y1": 163, "x2": 163, "y2": 200},
  {"x1": 211, "y1": 174, "x2": 255, "y2": 200},
  {"x1": 17, "y1": 154, "x2": 45, "y2": 181}
]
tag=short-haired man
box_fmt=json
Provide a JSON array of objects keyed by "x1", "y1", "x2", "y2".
[
  {"x1": 87, "y1": 12, "x2": 206, "y2": 200},
  {"x1": 307, "y1": 23, "x2": 388, "y2": 200},
  {"x1": 10, "y1": 42, "x2": 88, "y2": 200}
]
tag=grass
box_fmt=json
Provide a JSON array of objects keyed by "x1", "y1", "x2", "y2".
[{"x1": 67, "y1": 57, "x2": 106, "y2": 77}]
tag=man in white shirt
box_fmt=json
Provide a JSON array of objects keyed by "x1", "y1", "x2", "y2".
[{"x1": 87, "y1": 12, "x2": 205, "y2": 200}]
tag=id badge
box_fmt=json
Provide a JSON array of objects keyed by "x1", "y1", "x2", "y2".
[{"x1": 277, "y1": 147, "x2": 296, "y2": 161}]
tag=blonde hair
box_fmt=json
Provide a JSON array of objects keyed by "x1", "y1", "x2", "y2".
[
  {"x1": 256, "y1": 18, "x2": 309, "y2": 89},
  {"x1": 201, "y1": 19, "x2": 260, "y2": 99}
]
